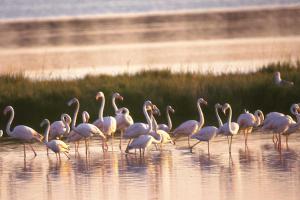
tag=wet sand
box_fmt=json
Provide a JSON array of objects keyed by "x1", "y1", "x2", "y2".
[{"x1": 0, "y1": 6, "x2": 300, "y2": 78}]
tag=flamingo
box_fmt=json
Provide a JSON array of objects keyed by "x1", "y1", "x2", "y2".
[
  {"x1": 172, "y1": 98, "x2": 207, "y2": 147},
  {"x1": 93, "y1": 92, "x2": 117, "y2": 151},
  {"x1": 151, "y1": 108, "x2": 174, "y2": 148},
  {"x1": 267, "y1": 112, "x2": 300, "y2": 151},
  {"x1": 111, "y1": 92, "x2": 134, "y2": 150},
  {"x1": 190, "y1": 103, "x2": 222, "y2": 154},
  {"x1": 3, "y1": 106, "x2": 43, "y2": 158},
  {"x1": 219, "y1": 103, "x2": 239, "y2": 154},
  {"x1": 41, "y1": 119, "x2": 70, "y2": 160},
  {"x1": 282, "y1": 112, "x2": 300, "y2": 148},
  {"x1": 237, "y1": 109, "x2": 264, "y2": 145},
  {"x1": 45, "y1": 113, "x2": 71, "y2": 155},
  {"x1": 67, "y1": 111, "x2": 90, "y2": 152},
  {"x1": 124, "y1": 100, "x2": 154, "y2": 153},
  {"x1": 262, "y1": 104, "x2": 299, "y2": 143},
  {"x1": 157, "y1": 105, "x2": 175, "y2": 133},
  {"x1": 274, "y1": 71, "x2": 294, "y2": 86},
  {"x1": 127, "y1": 130, "x2": 163, "y2": 157},
  {"x1": 68, "y1": 98, "x2": 107, "y2": 156},
  {"x1": 49, "y1": 113, "x2": 71, "y2": 140}
]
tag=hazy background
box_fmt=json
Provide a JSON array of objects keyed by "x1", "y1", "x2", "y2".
[{"x1": 0, "y1": 0, "x2": 299, "y2": 79}]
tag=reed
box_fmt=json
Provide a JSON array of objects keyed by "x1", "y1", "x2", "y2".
[{"x1": 0, "y1": 61, "x2": 299, "y2": 136}]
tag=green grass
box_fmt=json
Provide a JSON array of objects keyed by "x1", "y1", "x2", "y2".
[{"x1": 0, "y1": 61, "x2": 299, "y2": 136}]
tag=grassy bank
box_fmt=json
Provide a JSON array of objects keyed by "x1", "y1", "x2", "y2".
[{"x1": 0, "y1": 62, "x2": 299, "y2": 136}]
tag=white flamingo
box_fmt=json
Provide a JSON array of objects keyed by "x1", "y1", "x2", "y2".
[
  {"x1": 41, "y1": 119, "x2": 70, "y2": 160},
  {"x1": 124, "y1": 100, "x2": 154, "y2": 153},
  {"x1": 268, "y1": 112, "x2": 300, "y2": 150},
  {"x1": 172, "y1": 98, "x2": 207, "y2": 147},
  {"x1": 157, "y1": 105, "x2": 175, "y2": 132},
  {"x1": 93, "y1": 91, "x2": 117, "y2": 151},
  {"x1": 190, "y1": 103, "x2": 222, "y2": 154},
  {"x1": 219, "y1": 103, "x2": 239, "y2": 154},
  {"x1": 262, "y1": 104, "x2": 299, "y2": 143},
  {"x1": 111, "y1": 92, "x2": 134, "y2": 150},
  {"x1": 3, "y1": 106, "x2": 43, "y2": 158},
  {"x1": 49, "y1": 114, "x2": 71, "y2": 139},
  {"x1": 274, "y1": 71, "x2": 294, "y2": 86},
  {"x1": 151, "y1": 108, "x2": 174, "y2": 148},
  {"x1": 67, "y1": 111, "x2": 90, "y2": 152},
  {"x1": 68, "y1": 98, "x2": 106, "y2": 156},
  {"x1": 237, "y1": 109, "x2": 264, "y2": 145},
  {"x1": 127, "y1": 131, "x2": 163, "y2": 157}
]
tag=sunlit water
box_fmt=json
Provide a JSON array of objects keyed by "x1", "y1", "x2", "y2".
[{"x1": 0, "y1": 133, "x2": 300, "y2": 200}]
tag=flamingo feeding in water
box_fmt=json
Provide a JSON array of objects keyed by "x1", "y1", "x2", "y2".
[
  {"x1": 124, "y1": 100, "x2": 154, "y2": 153},
  {"x1": 41, "y1": 119, "x2": 70, "y2": 160},
  {"x1": 3, "y1": 106, "x2": 43, "y2": 158},
  {"x1": 173, "y1": 98, "x2": 207, "y2": 147}
]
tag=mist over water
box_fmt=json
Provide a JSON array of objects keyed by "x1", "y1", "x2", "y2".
[{"x1": 0, "y1": 0, "x2": 299, "y2": 19}]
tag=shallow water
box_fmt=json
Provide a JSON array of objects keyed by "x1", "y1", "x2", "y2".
[{"x1": 0, "y1": 133, "x2": 300, "y2": 200}]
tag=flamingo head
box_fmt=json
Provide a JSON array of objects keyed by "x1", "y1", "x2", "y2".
[
  {"x1": 197, "y1": 98, "x2": 208, "y2": 106},
  {"x1": 3, "y1": 106, "x2": 13, "y2": 115},
  {"x1": 96, "y1": 91, "x2": 104, "y2": 101},
  {"x1": 274, "y1": 71, "x2": 280, "y2": 78},
  {"x1": 82, "y1": 111, "x2": 90, "y2": 123},
  {"x1": 215, "y1": 103, "x2": 222, "y2": 110},
  {"x1": 40, "y1": 119, "x2": 50, "y2": 127},
  {"x1": 67, "y1": 98, "x2": 78, "y2": 106},
  {"x1": 152, "y1": 105, "x2": 161, "y2": 116},
  {"x1": 144, "y1": 100, "x2": 153, "y2": 111},
  {"x1": 113, "y1": 92, "x2": 124, "y2": 101},
  {"x1": 167, "y1": 105, "x2": 175, "y2": 113},
  {"x1": 291, "y1": 103, "x2": 300, "y2": 115},
  {"x1": 222, "y1": 103, "x2": 230, "y2": 114},
  {"x1": 65, "y1": 114, "x2": 72, "y2": 124},
  {"x1": 116, "y1": 107, "x2": 129, "y2": 115}
]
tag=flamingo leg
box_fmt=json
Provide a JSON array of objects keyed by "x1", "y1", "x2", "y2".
[
  {"x1": 59, "y1": 153, "x2": 61, "y2": 161},
  {"x1": 190, "y1": 141, "x2": 201, "y2": 152},
  {"x1": 111, "y1": 133, "x2": 114, "y2": 152},
  {"x1": 119, "y1": 130, "x2": 123, "y2": 151},
  {"x1": 286, "y1": 135, "x2": 289, "y2": 149},
  {"x1": 143, "y1": 149, "x2": 145, "y2": 157},
  {"x1": 55, "y1": 153, "x2": 58, "y2": 160},
  {"x1": 125, "y1": 139, "x2": 132, "y2": 153},
  {"x1": 63, "y1": 152, "x2": 70, "y2": 159},
  {"x1": 47, "y1": 147, "x2": 49, "y2": 155},
  {"x1": 229, "y1": 136, "x2": 233, "y2": 154},
  {"x1": 207, "y1": 141, "x2": 210, "y2": 155},
  {"x1": 23, "y1": 144, "x2": 26, "y2": 159},
  {"x1": 29, "y1": 144, "x2": 37, "y2": 157},
  {"x1": 188, "y1": 136, "x2": 191, "y2": 148},
  {"x1": 139, "y1": 148, "x2": 142, "y2": 158},
  {"x1": 85, "y1": 139, "x2": 88, "y2": 157}
]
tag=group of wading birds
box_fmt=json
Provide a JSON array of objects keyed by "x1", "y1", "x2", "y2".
[{"x1": 0, "y1": 72, "x2": 298, "y2": 160}]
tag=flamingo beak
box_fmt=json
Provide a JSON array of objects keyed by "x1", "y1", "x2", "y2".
[{"x1": 118, "y1": 96, "x2": 124, "y2": 101}]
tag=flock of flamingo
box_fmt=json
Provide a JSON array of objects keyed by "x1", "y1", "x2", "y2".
[{"x1": 0, "y1": 72, "x2": 297, "y2": 160}]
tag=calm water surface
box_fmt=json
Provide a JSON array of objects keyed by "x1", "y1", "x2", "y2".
[{"x1": 0, "y1": 133, "x2": 300, "y2": 200}]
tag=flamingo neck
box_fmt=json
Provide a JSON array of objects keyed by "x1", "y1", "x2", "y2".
[
  {"x1": 197, "y1": 101, "x2": 205, "y2": 129},
  {"x1": 151, "y1": 114, "x2": 158, "y2": 132},
  {"x1": 71, "y1": 100, "x2": 79, "y2": 129},
  {"x1": 6, "y1": 108, "x2": 14, "y2": 136},
  {"x1": 152, "y1": 132, "x2": 162, "y2": 144},
  {"x1": 254, "y1": 111, "x2": 260, "y2": 127},
  {"x1": 227, "y1": 105, "x2": 233, "y2": 134},
  {"x1": 143, "y1": 104, "x2": 152, "y2": 133},
  {"x1": 43, "y1": 121, "x2": 50, "y2": 143},
  {"x1": 112, "y1": 95, "x2": 118, "y2": 113},
  {"x1": 215, "y1": 106, "x2": 223, "y2": 128},
  {"x1": 61, "y1": 115, "x2": 70, "y2": 135},
  {"x1": 166, "y1": 108, "x2": 172, "y2": 130},
  {"x1": 98, "y1": 96, "x2": 105, "y2": 122}
]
